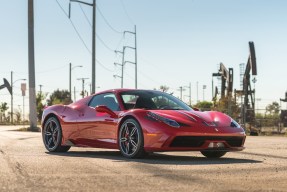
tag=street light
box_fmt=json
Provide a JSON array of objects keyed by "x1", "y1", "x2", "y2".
[
  {"x1": 69, "y1": 63, "x2": 83, "y2": 101},
  {"x1": 11, "y1": 71, "x2": 26, "y2": 124},
  {"x1": 203, "y1": 85, "x2": 207, "y2": 101}
]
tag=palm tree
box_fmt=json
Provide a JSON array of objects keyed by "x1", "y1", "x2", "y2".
[{"x1": 0, "y1": 102, "x2": 9, "y2": 123}]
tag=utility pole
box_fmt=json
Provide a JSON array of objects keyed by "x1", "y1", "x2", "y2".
[
  {"x1": 113, "y1": 75, "x2": 122, "y2": 87},
  {"x1": 74, "y1": 86, "x2": 76, "y2": 101},
  {"x1": 70, "y1": 0, "x2": 96, "y2": 93},
  {"x1": 77, "y1": 78, "x2": 89, "y2": 98},
  {"x1": 188, "y1": 82, "x2": 191, "y2": 106},
  {"x1": 23, "y1": 95, "x2": 25, "y2": 125},
  {"x1": 212, "y1": 77, "x2": 214, "y2": 100},
  {"x1": 178, "y1": 86, "x2": 186, "y2": 100},
  {"x1": 69, "y1": 63, "x2": 71, "y2": 100},
  {"x1": 21, "y1": 83, "x2": 26, "y2": 126},
  {"x1": 39, "y1": 84, "x2": 43, "y2": 96},
  {"x1": 28, "y1": 0, "x2": 37, "y2": 130},
  {"x1": 92, "y1": 0, "x2": 96, "y2": 93},
  {"x1": 11, "y1": 71, "x2": 13, "y2": 124},
  {"x1": 114, "y1": 49, "x2": 125, "y2": 88},
  {"x1": 124, "y1": 25, "x2": 137, "y2": 89},
  {"x1": 134, "y1": 25, "x2": 137, "y2": 89},
  {"x1": 184, "y1": 83, "x2": 192, "y2": 106},
  {"x1": 196, "y1": 81, "x2": 199, "y2": 103},
  {"x1": 113, "y1": 65, "x2": 123, "y2": 88}
]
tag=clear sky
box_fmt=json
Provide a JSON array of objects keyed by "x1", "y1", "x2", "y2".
[{"x1": 1, "y1": 0, "x2": 287, "y2": 117}]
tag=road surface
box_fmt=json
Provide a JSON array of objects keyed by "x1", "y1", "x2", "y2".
[{"x1": 0, "y1": 125, "x2": 287, "y2": 191}]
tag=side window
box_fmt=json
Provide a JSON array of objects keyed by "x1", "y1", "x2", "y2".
[
  {"x1": 121, "y1": 94, "x2": 139, "y2": 110},
  {"x1": 89, "y1": 93, "x2": 120, "y2": 111}
]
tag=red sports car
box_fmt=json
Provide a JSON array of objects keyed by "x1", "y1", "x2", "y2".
[{"x1": 42, "y1": 89, "x2": 245, "y2": 158}]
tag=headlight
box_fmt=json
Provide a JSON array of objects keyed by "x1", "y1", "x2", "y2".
[
  {"x1": 147, "y1": 112, "x2": 180, "y2": 128},
  {"x1": 230, "y1": 119, "x2": 241, "y2": 128}
]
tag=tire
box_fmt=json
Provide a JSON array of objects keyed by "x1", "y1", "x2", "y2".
[
  {"x1": 42, "y1": 117, "x2": 70, "y2": 152},
  {"x1": 201, "y1": 151, "x2": 227, "y2": 158},
  {"x1": 118, "y1": 118, "x2": 146, "y2": 158}
]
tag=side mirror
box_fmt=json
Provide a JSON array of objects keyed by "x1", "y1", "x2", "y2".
[
  {"x1": 192, "y1": 107, "x2": 200, "y2": 111},
  {"x1": 95, "y1": 105, "x2": 118, "y2": 118}
]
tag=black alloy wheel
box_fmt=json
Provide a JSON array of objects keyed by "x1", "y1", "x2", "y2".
[
  {"x1": 42, "y1": 117, "x2": 70, "y2": 152},
  {"x1": 119, "y1": 118, "x2": 146, "y2": 158}
]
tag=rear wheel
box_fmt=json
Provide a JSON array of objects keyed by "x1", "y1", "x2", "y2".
[
  {"x1": 42, "y1": 117, "x2": 70, "y2": 152},
  {"x1": 119, "y1": 118, "x2": 146, "y2": 158},
  {"x1": 201, "y1": 151, "x2": 227, "y2": 158}
]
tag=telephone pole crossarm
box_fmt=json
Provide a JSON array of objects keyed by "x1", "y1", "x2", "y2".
[
  {"x1": 115, "y1": 50, "x2": 123, "y2": 54},
  {"x1": 114, "y1": 62, "x2": 123, "y2": 66},
  {"x1": 113, "y1": 75, "x2": 122, "y2": 79},
  {"x1": 124, "y1": 46, "x2": 135, "y2": 50},
  {"x1": 124, "y1": 61, "x2": 135, "y2": 65},
  {"x1": 124, "y1": 31, "x2": 135, "y2": 35},
  {"x1": 70, "y1": 0, "x2": 93, "y2": 6}
]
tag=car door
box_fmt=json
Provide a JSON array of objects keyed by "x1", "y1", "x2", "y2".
[{"x1": 77, "y1": 93, "x2": 120, "y2": 148}]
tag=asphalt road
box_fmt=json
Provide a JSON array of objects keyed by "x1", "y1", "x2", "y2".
[{"x1": 0, "y1": 125, "x2": 287, "y2": 192}]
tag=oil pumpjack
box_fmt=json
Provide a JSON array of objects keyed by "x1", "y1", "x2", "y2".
[
  {"x1": 213, "y1": 42, "x2": 257, "y2": 132},
  {"x1": 0, "y1": 78, "x2": 12, "y2": 95}
]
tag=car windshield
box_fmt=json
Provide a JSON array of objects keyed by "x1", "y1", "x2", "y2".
[{"x1": 120, "y1": 90, "x2": 192, "y2": 111}]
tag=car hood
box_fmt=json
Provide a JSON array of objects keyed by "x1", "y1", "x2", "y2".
[{"x1": 150, "y1": 110, "x2": 232, "y2": 127}]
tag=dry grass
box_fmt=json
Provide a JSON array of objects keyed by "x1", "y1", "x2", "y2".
[{"x1": 13, "y1": 127, "x2": 41, "y2": 132}]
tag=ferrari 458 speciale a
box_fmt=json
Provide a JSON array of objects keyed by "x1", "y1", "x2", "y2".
[{"x1": 42, "y1": 89, "x2": 245, "y2": 158}]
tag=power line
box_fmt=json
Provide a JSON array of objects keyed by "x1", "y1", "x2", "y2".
[
  {"x1": 96, "y1": 34, "x2": 115, "y2": 51},
  {"x1": 124, "y1": 71, "x2": 148, "y2": 89},
  {"x1": 55, "y1": 0, "x2": 114, "y2": 73},
  {"x1": 138, "y1": 70, "x2": 161, "y2": 85},
  {"x1": 115, "y1": 34, "x2": 125, "y2": 50},
  {"x1": 56, "y1": 0, "x2": 91, "y2": 53},
  {"x1": 119, "y1": 0, "x2": 135, "y2": 25},
  {"x1": 37, "y1": 64, "x2": 67, "y2": 74},
  {"x1": 78, "y1": 4, "x2": 92, "y2": 27},
  {"x1": 96, "y1": 59, "x2": 114, "y2": 72},
  {"x1": 77, "y1": 2, "x2": 120, "y2": 52},
  {"x1": 96, "y1": 4, "x2": 122, "y2": 34},
  {"x1": 79, "y1": 2, "x2": 122, "y2": 35},
  {"x1": 55, "y1": 0, "x2": 69, "y2": 17}
]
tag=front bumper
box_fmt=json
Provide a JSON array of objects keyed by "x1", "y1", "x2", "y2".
[{"x1": 143, "y1": 131, "x2": 246, "y2": 152}]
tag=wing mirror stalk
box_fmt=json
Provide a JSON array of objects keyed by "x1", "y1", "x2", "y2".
[
  {"x1": 192, "y1": 107, "x2": 200, "y2": 111},
  {"x1": 95, "y1": 105, "x2": 118, "y2": 118}
]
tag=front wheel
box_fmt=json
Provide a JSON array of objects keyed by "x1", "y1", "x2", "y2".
[
  {"x1": 42, "y1": 117, "x2": 70, "y2": 152},
  {"x1": 119, "y1": 118, "x2": 146, "y2": 158},
  {"x1": 201, "y1": 151, "x2": 227, "y2": 158}
]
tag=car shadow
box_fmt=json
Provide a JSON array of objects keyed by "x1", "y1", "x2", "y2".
[{"x1": 46, "y1": 150, "x2": 262, "y2": 165}]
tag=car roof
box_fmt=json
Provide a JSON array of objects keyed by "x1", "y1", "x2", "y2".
[{"x1": 92, "y1": 88, "x2": 161, "y2": 96}]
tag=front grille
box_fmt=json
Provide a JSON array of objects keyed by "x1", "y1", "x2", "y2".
[{"x1": 170, "y1": 136, "x2": 244, "y2": 148}]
